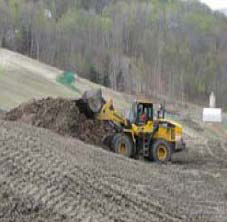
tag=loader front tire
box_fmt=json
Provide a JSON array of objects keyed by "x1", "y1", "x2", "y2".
[{"x1": 112, "y1": 134, "x2": 134, "y2": 158}]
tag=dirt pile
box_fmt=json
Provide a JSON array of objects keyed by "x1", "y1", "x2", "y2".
[
  {"x1": 0, "y1": 109, "x2": 5, "y2": 119},
  {"x1": 4, "y1": 97, "x2": 113, "y2": 147}
]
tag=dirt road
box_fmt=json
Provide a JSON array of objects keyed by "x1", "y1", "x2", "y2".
[{"x1": 0, "y1": 119, "x2": 227, "y2": 222}]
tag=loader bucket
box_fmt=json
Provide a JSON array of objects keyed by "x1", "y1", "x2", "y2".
[{"x1": 76, "y1": 89, "x2": 105, "y2": 118}]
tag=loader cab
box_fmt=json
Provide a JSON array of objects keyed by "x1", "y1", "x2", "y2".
[{"x1": 129, "y1": 100, "x2": 154, "y2": 125}]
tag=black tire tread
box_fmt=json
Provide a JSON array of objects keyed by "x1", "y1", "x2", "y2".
[
  {"x1": 151, "y1": 139, "x2": 172, "y2": 163},
  {"x1": 112, "y1": 133, "x2": 134, "y2": 157}
]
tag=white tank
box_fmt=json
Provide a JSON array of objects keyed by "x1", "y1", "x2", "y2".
[{"x1": 203, "y1": 108, "x2": 222, "y2": 122}]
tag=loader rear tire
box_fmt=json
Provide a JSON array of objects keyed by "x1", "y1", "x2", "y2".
[
  {"x1": 151, "y1": 140, "x2": 172, "y2": 163},
  {"x1": 112, "y1": 134, "x2": 134, "y2": 158}
]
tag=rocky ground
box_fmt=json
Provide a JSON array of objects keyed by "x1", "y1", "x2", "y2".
[{"x1": 0, "y1": 98, "x2": 227, "y2": 221}]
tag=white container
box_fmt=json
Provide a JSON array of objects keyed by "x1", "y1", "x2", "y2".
[{"x1": 203, "y1": 108, "x2": 222, "y2": 122}]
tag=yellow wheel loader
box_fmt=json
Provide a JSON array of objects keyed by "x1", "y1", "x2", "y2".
[{"x1": 77, "y1": 89, "x2": 186, "y2": 163}]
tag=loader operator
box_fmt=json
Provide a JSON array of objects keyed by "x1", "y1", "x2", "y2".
[{"x1": 140, "y1": 112, "x2": 147, "y2": 123}]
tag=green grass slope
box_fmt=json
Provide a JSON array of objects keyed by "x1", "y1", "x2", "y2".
[
  {"x1": 0, "y1": 48, "x2": 76, "y2": 110},
  {"x1": 0, "y1": 48, "x2": 133, "y2": 111}
]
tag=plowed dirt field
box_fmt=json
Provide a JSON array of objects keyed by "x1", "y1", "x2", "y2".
[{"x1": 0, "y1": 119, "x2": 227, "y2": 222}]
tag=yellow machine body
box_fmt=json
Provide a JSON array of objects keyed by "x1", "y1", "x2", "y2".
[
  {"x1": 79, "y1": 88, "x2": 185, "y2": 162},
  {"x1": 97, "y1": 98, "x2": 185, "y2": 157}
]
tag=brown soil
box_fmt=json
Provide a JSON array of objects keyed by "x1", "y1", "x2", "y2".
[
  {"x1": 2, "y1": 97, "x2": 227, "y2": 221},
  {"x1": 0, "y1": 120, "x2": 227, "y2": 222},
  {"x1": 3, "y1": 97, "x2": 113, "y2": 148}
]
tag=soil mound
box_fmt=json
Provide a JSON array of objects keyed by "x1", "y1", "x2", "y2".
[{"x1": 4, "y1": 97, "x2": 113, "y2": 147}]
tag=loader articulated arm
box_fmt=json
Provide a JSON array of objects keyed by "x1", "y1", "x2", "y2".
[
  {"x1": 79, "y1": 89, "x2": 130, "y2": 129},
  {"x1": 96, "y1": 99, "x2": 129, "y2": 128}
]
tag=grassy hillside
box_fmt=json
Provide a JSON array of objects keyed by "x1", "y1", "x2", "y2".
[
  {"x1": 0, "y1": 48, "x2": 133, "y2": 111},
  {"x1": 0, "y1": 48, "x2": 76, "y2": 110}
]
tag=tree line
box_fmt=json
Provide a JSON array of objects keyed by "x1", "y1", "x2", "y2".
[{"x1": 1, "y1": 0, "x2": 227, "y2": 109}]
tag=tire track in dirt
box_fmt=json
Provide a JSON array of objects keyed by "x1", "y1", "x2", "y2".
[{"x1": 0, "y1": 138, "x2": 110, "y2": 221}]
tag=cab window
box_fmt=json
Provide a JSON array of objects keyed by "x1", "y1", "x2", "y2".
[{"x1": 136, "y1": 103, "x2": 153, "y2": 124}]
